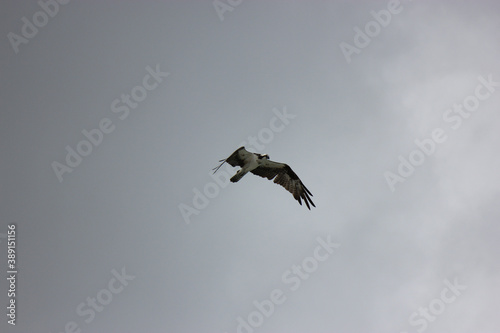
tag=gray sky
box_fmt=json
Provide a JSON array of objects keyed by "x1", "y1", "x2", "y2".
[{"x1": 1, "y1": 1, "x2": 500, "y2": 332}]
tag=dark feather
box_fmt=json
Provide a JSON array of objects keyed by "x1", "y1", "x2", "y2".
[{"x1": 251, "y1": 164, "x2": 315, "y2": 210}]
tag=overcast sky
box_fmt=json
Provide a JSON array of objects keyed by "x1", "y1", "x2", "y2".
[{"x1": 1, "y1": 1, "x2": 500, "y2": 332}]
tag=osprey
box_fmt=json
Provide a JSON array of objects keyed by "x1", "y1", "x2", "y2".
[{"x1": 213, "y1": 147, "x2": 315, "y2": 210}]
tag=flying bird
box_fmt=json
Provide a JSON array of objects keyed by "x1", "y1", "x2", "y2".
[{"x1": 213, "y1": 147, "x2": 315, "y2": 209}]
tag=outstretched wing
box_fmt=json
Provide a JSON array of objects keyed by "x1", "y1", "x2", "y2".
[
  {"x1": 212, "y1": 147, "x2": 248, "y2": 174},
  {"x1": 251, "y1": 160, "x2": 315, "y2": 210}
]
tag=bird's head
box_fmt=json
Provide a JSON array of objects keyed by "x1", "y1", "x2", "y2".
[{"x1": 259, "y1": 154, "x2": 270, "y2": 160}]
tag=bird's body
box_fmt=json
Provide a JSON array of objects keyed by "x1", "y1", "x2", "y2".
[{"x1": 213, "y1": 147, "x2": 315, "y2": 209}]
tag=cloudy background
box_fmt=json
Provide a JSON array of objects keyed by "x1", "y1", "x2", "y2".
[{"x1": 1, "y1": 0, "x2": 500, "y2": 332}]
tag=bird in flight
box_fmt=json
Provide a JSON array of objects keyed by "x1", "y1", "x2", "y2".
[{"x1": 213, "y1": 147, "x2": 315, "y2": 209}]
